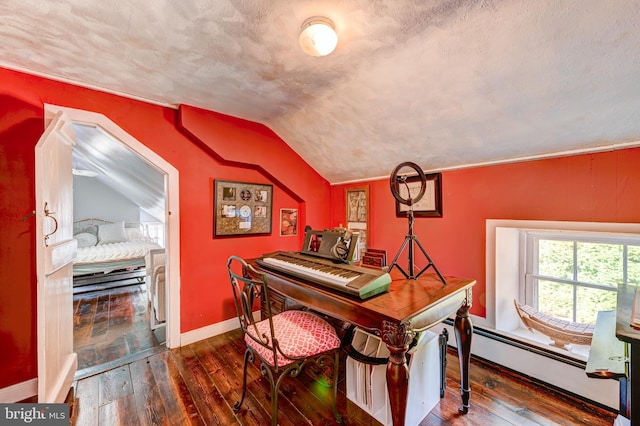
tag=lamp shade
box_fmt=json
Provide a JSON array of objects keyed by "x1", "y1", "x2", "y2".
[{"x1": 299, "y1": 17, "x2": 338, "y2": 57}]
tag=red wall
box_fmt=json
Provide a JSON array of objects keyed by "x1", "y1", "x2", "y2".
[
  {"x1": 0, "y1": 89, "x2": 44, "y2": 386},
  {"x1": 0, "y1": 67, "x2": 330, "y2": 390},
  {"x1": 4, "y1": 64, "x2": 640, "y2": 394},
  {"x1": 331, "y1": 150, "x2": 640, "y2": 317}
]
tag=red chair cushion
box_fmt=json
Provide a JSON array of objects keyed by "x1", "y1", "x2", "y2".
[{"x1": 245, "y1": 310, "x2": 340, "y2": 367}]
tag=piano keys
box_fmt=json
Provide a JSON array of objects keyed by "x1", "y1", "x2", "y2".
[{"x1": 256, "y1": 251, "x2": 391, "y2": 300}]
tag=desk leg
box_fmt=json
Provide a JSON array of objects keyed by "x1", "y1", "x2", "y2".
[
  {"x1": 382, "y1": 320, "x2": 415, "y2": 426},
  {"x1": 454, "y1": 294, "x2": 473, "y2": 414}
]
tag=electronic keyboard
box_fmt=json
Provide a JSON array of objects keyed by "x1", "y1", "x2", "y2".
[{"x1": 256, "y1": 251, "x2": 391, "y2": 300}]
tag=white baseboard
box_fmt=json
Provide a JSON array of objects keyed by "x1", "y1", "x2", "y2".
[
  {"x1": 180, "y1": 316, "x2": 240, "y2": 346},
  {"x1": 0, "y1": 378, "x2": 37, "y2": 403},
  {"x1": 180, "y1": 312, "x2": 262, "y2": 346}
]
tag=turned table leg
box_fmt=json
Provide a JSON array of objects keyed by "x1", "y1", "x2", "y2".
[{"x1": 382, "y1": 320, "x2": 415, "y2": 426}]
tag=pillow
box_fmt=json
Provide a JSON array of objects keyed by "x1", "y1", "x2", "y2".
[
  {"x1": 97, "y1": 221, "x2": 128, "y2": 244},
  {"x1": 75, "y1": 224, "x2": 98, "y2": 236},
  {"x1": 74, "y1": 232, "x2": 98, "y2": 248},
  {"x1": 125, "y1": 227, "x2": 146, "y2": 241},
  {"x1": 86, "y1": 224, "x2": 99, "y2": 236}
]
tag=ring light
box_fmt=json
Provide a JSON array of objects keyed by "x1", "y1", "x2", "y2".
[{"x1": 389, "y1": 161, "x2": 427, "y2": 207}]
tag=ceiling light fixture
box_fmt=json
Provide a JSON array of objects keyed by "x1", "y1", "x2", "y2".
[{"x1": 299, "y1": 16, "x2": 338, "y2": 57}]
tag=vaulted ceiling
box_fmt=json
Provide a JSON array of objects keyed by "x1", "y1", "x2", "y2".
[
  {"x1": 3, "y1": 1, "x2": 640, "y2": 184},
  {"x1": 72, "y1": 123, "x2": 166, "y2": 222}
]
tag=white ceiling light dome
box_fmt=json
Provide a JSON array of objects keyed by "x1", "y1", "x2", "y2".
[{"x1": 299, "y1": 16, "x2": 338, "y2": 57}]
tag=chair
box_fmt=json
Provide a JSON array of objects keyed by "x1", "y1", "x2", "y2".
[{"x1": 227, "y1": 255, "x2": 343, "y2": 426}]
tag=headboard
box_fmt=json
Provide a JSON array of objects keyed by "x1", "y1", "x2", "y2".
[{"x1": 73, "y1": 218, "x2": 145, "y2": 235}]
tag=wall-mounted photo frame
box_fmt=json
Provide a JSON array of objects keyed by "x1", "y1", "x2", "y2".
[
  {"x1": 214, "y1": 180, "x2": 273, "y2": 236},
  {"x1": 395, "y1": 172, "x2": 442, "y2": 217},
  {"x1": 346, "y1": 186, "x2": 369, "y2": 253},
  {"x1": 280, "y1": 208, "x2": 298, "y2": 236}
]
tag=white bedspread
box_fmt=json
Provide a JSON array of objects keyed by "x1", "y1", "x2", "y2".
[{"x1": 75, "y1": 240, "x2": 162, "y2": 265}]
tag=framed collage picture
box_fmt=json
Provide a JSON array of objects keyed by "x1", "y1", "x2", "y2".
[
  {"x1": 214, "y1": 180, "x2": 273, "y2": 236},
  {"x1": 345, "y1": 186, "x2": 369, "y2": 257}
]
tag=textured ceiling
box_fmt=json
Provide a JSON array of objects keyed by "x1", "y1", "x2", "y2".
[{"x1": 3, "y1": 1, "x2": 640, "y2": 183}]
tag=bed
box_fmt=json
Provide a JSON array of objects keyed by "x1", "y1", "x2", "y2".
[{"x1": 73, "y1": 218, "x2": 163, "y2": 290}]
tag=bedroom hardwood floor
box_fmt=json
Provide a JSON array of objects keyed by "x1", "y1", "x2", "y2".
[
  {"x1": 73, "y1": 284, "x2": 163, "y2": 371},
  {"x1": 67, "y1": 327, "x2": 618, "y2": 425}
]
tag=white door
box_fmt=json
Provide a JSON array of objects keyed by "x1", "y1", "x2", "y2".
[{"x1": 35, "y1": 111, "x2": 78, "y2": 402}]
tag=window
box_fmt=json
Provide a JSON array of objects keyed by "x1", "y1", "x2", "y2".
[
  {"x1": 523, "y1": 231, "x2": 640, "y2": 325},
  {"x1": 485, "y1": 221, "x2": 635, "y2": 407}
]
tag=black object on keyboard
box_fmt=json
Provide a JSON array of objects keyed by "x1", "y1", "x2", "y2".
[{"x1": 256, "y1": 251, "x2": 391, "y2": 300}]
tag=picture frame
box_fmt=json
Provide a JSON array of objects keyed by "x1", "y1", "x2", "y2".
[
  {"x1": 346, "y1": 186, "x2": 369, "y2": 253},
  {"x1": 214, "y1": 180, "x2": 273, "y2": 236},
  {"x1": 280, "y1": 208, "x2": 298, "y2": 236},
  {"x1": 395, "y1": 172, "x2": 442, "y2": 217}
]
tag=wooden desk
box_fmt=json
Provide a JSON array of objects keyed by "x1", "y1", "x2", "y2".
[
  {"x1": 616, "y1": 284, "x2": 640, "y2": 424},
  {"x1": 251, "y1": 261, "x2": 475, "y2": 426}
]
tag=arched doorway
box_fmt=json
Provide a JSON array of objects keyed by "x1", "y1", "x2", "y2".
[{"x1": 38, "y1": 105, "x2": 181, "y2": 378}]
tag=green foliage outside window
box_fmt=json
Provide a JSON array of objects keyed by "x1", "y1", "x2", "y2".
[
  {"x1": 538, "y1": 240, "x2": 573, "y2": 280},
  {"x1": 536, "y1": 238, "x2": 638, "y2": 325},
  {"x1": 576, "y1": 242, "x2": 622, "y2": 287},
  {"x1": 628, "y1": 245, "x2": 640, "y2": 284},
  {"x1": 538, "y1": 280, "x2": 573, "y2": 319}
]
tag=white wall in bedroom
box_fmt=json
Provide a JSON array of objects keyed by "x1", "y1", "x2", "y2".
[
  {"x1": 74, "y1": 175, "x2": 139, "y2": 222},
  {"x1": 140, "y1": 210, "x2": 163, "y2": 223}
]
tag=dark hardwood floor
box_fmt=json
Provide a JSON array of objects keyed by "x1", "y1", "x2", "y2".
[
  {"x1": 73, "y1": 283, "x2": 163, "y2": 372},
  {"x1": 67, "y1": 325, "x2": 618, "y2": 425}
]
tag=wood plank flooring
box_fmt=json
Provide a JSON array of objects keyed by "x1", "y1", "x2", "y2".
[
  {"x1": 73, "y1": 284, "x2": 162, "y2": 371},
  {"x1": 68, "y1": 327, "x2": 618, "y2": 425}
]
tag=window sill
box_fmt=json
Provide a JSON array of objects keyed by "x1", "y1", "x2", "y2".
[
  {"x1": 497, "y1": 326, "x2": 590, "y2": 361},
  {"x1": 445, "y1": 318, "x2": 590, "y2": 366}
]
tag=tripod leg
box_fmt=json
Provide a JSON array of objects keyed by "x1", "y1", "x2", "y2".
[
  {"x1": 389, "y1": 236, "x2": 411, "y2": 278},
  {"x1": 414, "y1": 237, "x2": 447, "y2": 283}
]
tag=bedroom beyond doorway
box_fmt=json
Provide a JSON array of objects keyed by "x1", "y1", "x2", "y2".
[{"x1": 71, "y1": 122, "x2": 168, "y2": 374}]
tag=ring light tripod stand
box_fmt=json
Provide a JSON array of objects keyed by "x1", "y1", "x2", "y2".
[{"x1": 388, "y1": 162, "x2": 446, "y2": 283}]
